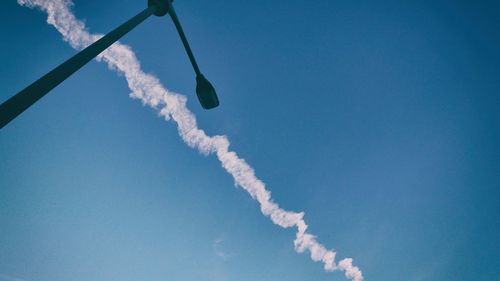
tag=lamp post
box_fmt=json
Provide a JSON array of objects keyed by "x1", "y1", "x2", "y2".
[
  {"x1": 0, "y1": 0, "x2": 219, "y2": 130},
  {"x1": 166, "y1": 0, "x2": 219, "y2": 110}
]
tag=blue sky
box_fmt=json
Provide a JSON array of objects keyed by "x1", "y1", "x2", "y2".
[{"x1": 1, "y1": 0, "x2": 499, "y2": 280}]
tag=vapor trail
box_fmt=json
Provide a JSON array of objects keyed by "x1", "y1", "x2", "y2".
[{"x1": 18, "y1": 1, "x2": 363, "y2": 280}]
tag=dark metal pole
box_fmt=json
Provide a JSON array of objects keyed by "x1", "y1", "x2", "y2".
[
  {"x1": 0, "y1": 5, "x2": 158, "y2": 129},
  {"x1": 167, "y1": 1, "x2": 201, "y2": 76}
]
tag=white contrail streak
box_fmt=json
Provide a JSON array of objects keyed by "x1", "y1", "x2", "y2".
[{"x1": 17, "y1": 1, "x2": 363, "y2": 280}]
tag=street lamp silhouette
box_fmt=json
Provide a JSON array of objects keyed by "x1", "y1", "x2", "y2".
[{"x1": 0, "y1": 0, "x2": 219, "y2": 129}]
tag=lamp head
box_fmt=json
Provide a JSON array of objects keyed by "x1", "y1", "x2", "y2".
[{"x1": 196, "y1": 74, "x2": 219, "y2": 109}]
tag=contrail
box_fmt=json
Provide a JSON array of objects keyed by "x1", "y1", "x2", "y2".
[{"x1": 17, "y1": 1, "x2": 363, "y2": 280}]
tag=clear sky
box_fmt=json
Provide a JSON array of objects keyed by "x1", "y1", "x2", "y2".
[{"x1": 1, "y1": 0, "x2": 499, "y2": 281}]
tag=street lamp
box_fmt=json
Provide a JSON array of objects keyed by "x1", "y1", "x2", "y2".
[
  {"x1": 162, "y1": 0, "x2": 219, "y2": 110},
  {"x1": 0, "y1": 0, "x2": 219, "y2": 129}
]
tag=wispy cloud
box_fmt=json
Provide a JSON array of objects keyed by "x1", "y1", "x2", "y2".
[
  {"x1": 212, "y1": 236, "x2": 236, "y2": 261},
  {"x1": 17, "y1": 1, "x2": 363, "y2": 280},
  {"x1": 212, "y1": 238, "x2": 232, "y2": 260}
]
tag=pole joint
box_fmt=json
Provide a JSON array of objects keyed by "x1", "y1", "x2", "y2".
[{"x1": 148, "y1": 0, "x2": 171, "y2": 17}]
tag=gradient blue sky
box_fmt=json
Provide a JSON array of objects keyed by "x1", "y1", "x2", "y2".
[{"x1": 1, "y1": 0, "x2": 499, "y2": 280}]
